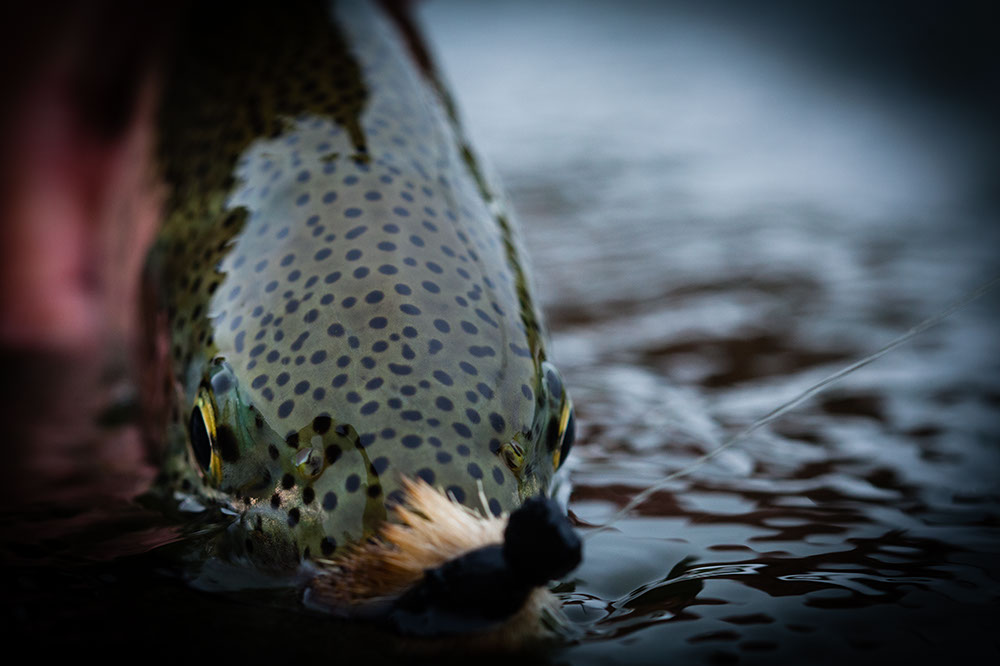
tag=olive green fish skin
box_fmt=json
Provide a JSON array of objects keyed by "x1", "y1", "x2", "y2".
[{"x1": 148, "y1": 0, "x2": 572, "y2": 569}]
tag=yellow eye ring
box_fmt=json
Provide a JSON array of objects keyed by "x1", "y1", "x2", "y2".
[
  {"x1": 552, "y1": 398, "x2": 573, "y2": 470},
  {"x1": 190, "y1": 387, "x2": 223, "y2": 485}
]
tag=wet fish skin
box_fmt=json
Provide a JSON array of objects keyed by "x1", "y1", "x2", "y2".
[{"x1": 144, "y1": 0, "x2": 575, "y2": 571}]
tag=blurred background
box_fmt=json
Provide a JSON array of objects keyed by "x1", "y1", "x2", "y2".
[{"x1": 2, "y1": 0, "x2": 998, "y2": 662}]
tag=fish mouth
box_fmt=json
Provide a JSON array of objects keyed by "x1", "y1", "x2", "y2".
[{"x1": 306, "y1": 478, "x2": 581, "y2": 644}]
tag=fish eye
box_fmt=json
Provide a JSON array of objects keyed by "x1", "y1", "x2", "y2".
[
  {"x1": 552, "y1": 400, "x2": 575, "y2": 469},
  {"x1": 558, "y1": 407, "x2": 575, "y2": 469},
  {"x1": 190, "y1": 387, "x2": 221, "y2": 484}
]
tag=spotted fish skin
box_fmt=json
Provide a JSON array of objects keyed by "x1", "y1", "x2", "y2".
[{"x1": 145, "y1": 0, "x2": 574, "y2": 570}]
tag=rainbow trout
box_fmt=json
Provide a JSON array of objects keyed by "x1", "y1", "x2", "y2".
[{"x1": 143, "y1": 0, "x2": 577, "y2": 631}]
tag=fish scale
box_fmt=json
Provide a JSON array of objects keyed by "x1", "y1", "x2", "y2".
[{"x1": 146, "y1": 0, "x2": 574, "y2": 569}]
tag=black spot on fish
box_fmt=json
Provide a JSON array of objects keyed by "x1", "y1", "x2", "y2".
[
  {"x1": 313, "y1": 415, "x2": 332, "y2": 434},
  {"x1": 217, "y1": 424, "x2": 240, "y2": 462}
]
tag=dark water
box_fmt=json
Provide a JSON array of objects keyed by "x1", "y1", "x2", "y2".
[{"x1": 4, "y1": 1, "x2": 1000, "y2": 662}]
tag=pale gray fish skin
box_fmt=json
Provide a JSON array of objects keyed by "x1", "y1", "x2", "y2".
[{"x1": 145, "y1": 0, "x2": 574, "y2": 570}]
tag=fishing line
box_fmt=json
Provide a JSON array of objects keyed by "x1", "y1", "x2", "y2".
[{"x1": 584, "y1": 274, "x2": 1000, "y2": 538}]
